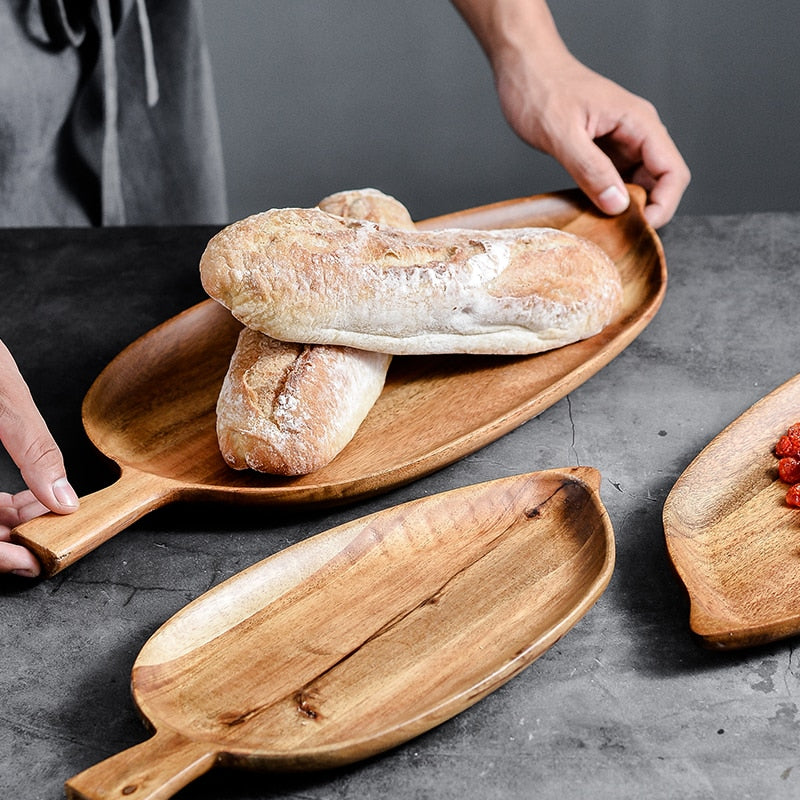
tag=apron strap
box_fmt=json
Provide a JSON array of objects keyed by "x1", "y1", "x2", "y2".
[{"x1": 38, "y1": 0, "x2": 161, "y2": 224}]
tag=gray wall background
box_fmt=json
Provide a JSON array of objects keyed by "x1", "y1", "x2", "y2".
[{"x1": 201, "y1": 1, "x2": 799, "y2": 223}]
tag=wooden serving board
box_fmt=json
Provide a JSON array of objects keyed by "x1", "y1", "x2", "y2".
[
  {"x1": 13, "y1": 186, "x2": 664, "y2": 576},
  {"x1": 65, "y1": 468, "x2": 614, "y2": 799},
  {"x1": 664, "y1": 372, "x2": 800, "y2": 648}
]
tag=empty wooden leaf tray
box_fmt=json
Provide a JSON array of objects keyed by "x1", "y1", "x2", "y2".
[{"x1": 65, "y1": 468, "x2": 615, "y2": 799}]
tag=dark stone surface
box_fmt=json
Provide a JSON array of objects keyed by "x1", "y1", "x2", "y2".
[{"x1": 3, "y1": 214, "x2": 800, "y2": 798}]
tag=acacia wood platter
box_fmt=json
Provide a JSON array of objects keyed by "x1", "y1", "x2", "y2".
[
  {"x1": 64, "y1": 468, "x2": 615, "y2": 799},
  {"x1": 664, "y1": 372, "x2": 800, "y2": 648},
  {"x1": 13, "y1": 185, "x2": 664, "y2": 576}
]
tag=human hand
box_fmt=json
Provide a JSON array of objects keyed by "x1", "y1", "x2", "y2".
[
  {"x1": 0, "y1": 340, "x2": 79, "y2": 577},
  {"x1": 451, "y1": 0, "x2": 690, "y2": 228},
  {"x1": 493, "y1": 51, "x2": 690, "y2": 228}
]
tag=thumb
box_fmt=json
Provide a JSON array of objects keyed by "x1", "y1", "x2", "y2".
[
  {"x1": 16, "y1": 434, "x2": 79, "y2": 515},
  {"x1": 0, "y1": 342, "x2": 79, "y2": 515},
  {"x1": 554, "y1": 131, "x2": 630, "y2": 217}
]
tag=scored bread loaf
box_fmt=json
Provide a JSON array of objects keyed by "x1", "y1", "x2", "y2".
[
  {"x1": 215, "y1": 188, "x2": 413, "y2": 475},
  {"x1": 200, "y1": 207, "x2": 623, "y2": 356}
]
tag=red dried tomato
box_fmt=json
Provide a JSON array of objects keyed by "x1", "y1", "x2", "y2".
[
  {"x1": 786, "y1": 484, "x2": 800, "y2": 508},
  {"x1": 775, "y1": 422, "x2": 800, "y2": 507},
  {"x1": 779, "y1": 457, "x2": 800, "y2": 484},
  {"x1": 776, "y1": 433, "x2": 800, "y2": 458}
]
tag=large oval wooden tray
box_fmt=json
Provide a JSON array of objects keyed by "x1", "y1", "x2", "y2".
[
  {"x1": 65, "y1": 469, "x2": 614, "y2": 799},
  {"x1": 13, "y1": 185, "x2": 665, "y2": 576},
  {"x1": 664, "y1": 372, "x2": 800, "y2": 649}
]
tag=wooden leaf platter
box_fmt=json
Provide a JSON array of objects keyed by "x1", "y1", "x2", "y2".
[
  {"x1": 664, "y1": 372, "x2": 800, "y2": 648},
  {"x1": 64, "y1": 468, "x2": 615, "y2": 799},
  {"x1": 13, "y1": 185, "x2": 664, "y2": 576}
]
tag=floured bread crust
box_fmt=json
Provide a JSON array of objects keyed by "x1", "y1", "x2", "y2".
[
  {"x1": 215, "y1": 188, "x2": 411, "y2": 474},
  {"x1": 216, "y1": 328, "x2": 391, "y2": 474},
  {"x1": 200, "y1": 208, "x2": 623, "y2": 355}
]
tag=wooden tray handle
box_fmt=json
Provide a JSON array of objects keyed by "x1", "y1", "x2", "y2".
[
  {"x1": 65, "y1": 729, "x2": 217, "y2": 800},
  {"x1": 10, "y1": 468, "x2": 178, "y2": 577}
]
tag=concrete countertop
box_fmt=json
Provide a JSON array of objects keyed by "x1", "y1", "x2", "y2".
[{"x1": 2, "y1": 211, "x2": 799, "y2": 799}]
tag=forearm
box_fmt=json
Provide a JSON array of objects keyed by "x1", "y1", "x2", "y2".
[{"x1": 450, "y1": 0, "x2": 571, "y2": 73}]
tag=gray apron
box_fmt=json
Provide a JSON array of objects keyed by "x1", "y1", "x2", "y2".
[{"x1": 0, "y1": 0, "x2": 228, "y2": 225}]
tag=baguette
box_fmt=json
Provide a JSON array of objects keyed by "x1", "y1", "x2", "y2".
[
  {"x1": 215, "y1": 189, "x2": 412, "y2": 475},
  {"x1": 200, "y1": 207, "x2": 623, "y2": 356}
]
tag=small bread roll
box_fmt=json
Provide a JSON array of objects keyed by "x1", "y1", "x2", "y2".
[
  {"x1": 215, "y1": 330, "x2": 391, "y2": 474},
  {"x1": 215, "y1": 188, "x2": 412, "y2": 475},
  {"x1": 316, "y1": 187, "x2": 414, "y2": 229},
  {"x1": 200, "y1": 207, "x2": 623, "y2": 356}
]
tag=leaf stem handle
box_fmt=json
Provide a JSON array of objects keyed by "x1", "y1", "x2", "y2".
[{"x1": 65, "y1": 729, "x2": 217, "y2": 800}]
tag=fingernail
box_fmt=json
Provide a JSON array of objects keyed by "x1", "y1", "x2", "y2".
[
  {"x1": 12, "y1": 568, "x2": 39, "y2": 578},
  {"x1": 52, "y1": 477, "x2": 79, "y2": 509},
  {"x1": 598, "y1": 185, "x2": 630, "y2": 215}
]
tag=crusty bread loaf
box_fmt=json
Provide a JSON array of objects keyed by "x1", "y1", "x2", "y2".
[
  {"x1": 215, "y1": 188, "x2": 412, "y2": 474},
  {"x1": 215, "y1": 329, "x2": 391, "y2": 474},
  {"x1": 200, "y1": 207, "x2": 623, "y2": 356}
]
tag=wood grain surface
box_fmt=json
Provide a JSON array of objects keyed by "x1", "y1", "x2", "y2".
[{"x1": 64, "y1": 468, "x2": 614, "y2": 799}]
